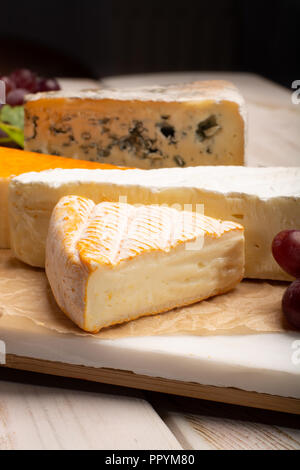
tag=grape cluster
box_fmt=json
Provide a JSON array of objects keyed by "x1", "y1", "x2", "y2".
[
  {"x1": 0, "y1": 69, "x2": 61, "y2": 106},
  {"x1": 272, "y1": 230, "x2": 300, "y2": 329}
]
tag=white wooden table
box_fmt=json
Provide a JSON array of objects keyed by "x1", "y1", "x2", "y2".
[
  {"x1": 0, "y1": 73, "x2": 300, "y2": 450},
  {"x1": 1, "y1": 368, "x2": 300, "y2": 450}
]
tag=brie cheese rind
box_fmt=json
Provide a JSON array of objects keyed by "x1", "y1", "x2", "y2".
[
  {"x1": 24, "y1": 80, "x2": 246, "y2": 168},
  {"x1": 45, "y1": 196, "x2": 244, "y2": 333},
  {"x1": 9, "y1": 166, "x2": 300, "y2": 280}
]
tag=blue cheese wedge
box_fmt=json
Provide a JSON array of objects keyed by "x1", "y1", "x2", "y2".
[
  {"x1": 45, "y1": 196, "x2": 244, "y2": 333},
  {"x1": 24, "y1": 80, "x2": 246, "y2": 168},
  {"x1": 8, "y1": 166, "x2": 300, "y2": 281}
]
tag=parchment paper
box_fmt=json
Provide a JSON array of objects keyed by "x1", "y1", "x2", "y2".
[{"x1": 0, "y1": 250, "x2": 292, "y2": 339}]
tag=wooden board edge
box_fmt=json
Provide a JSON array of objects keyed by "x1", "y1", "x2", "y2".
[{"x1": 1, "y1": 354, "x2": 300, "y2": 415}]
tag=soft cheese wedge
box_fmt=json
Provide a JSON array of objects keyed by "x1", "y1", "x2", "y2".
[
  {"x1": 0, "y1": 147, "x2": 122, "y2": 248},
  {"x1": 45, "y1": 196, "x2": 244, "y2": 333},
  {"x1": 9, "y1": 166, "x2": 300, "y2": 280},
  {"x1": 24, "y1": 80, "x2": 246, "y2": 168}
]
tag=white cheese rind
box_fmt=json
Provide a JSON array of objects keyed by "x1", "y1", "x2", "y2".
[
  {"x1": 24, "y1": 80, "x2": 246, "y2": 169},
  {"x1": 26, "y1": 81, "x2": 246, "y2": 105},
  {"x1": 45, "y1": 196, "x2": 244, "y2": 332},
  {"x1": 0, "y1": 177, "x2": 10, "y2": 248},
  {"x1": 9, "y1": 166, "x2": 300, "y2": 280}
]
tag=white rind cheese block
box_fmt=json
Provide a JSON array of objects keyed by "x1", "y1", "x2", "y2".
[
  {"x1": 45, "y1": 196, "x2": 245, "y2": 333},
  {"x1": 24, "y1": 81, "x2": 246, "y2": 168},
  {"x1": 8, "y1": 166, "x2": 300, "y2": 280},
  {"x1": 0, "y1": 176, "x2": 9, "y2": 248}
]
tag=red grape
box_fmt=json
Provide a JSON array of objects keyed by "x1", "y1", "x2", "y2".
[
  {"x1": 10, "y1": 69, "x2": 37, "y2": 92},
  {"x1": 0, "y1": 76, "x2": 15, "y2": 95},
  {"x1": 34, "y1": 77, "x2": 43, "y2": 92},
  {"x1": 6, "y1": 89, "x2": 28, "y2": 106},
  {"x1": 37, "y1": 78, "x2": 60, "y2": 92},
  {"x1": 272, "y1": 230, "x2": 300, "y2": 278},
  {"x1": 282, "y1": 280, "x2": 300, "y2": 329}
]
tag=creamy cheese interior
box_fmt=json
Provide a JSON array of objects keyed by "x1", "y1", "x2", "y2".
[{"x1": 85, "y1": 231, "x2": 244, "y2": 331}]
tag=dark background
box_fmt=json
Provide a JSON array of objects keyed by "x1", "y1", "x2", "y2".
[{"x1": 0, "y1": 0, "x2": 298, "y2": 88}]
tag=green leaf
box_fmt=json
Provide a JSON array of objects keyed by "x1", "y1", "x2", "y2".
[
  {"x1": 0, "y1": 122, "x2": 24, "y2": 148},
  {"x1": 0, "y1": 105, "x2": 24, "y2": 129},
  {"x1": 0, "y1": 104, "x2": 25, "y2": 148}
]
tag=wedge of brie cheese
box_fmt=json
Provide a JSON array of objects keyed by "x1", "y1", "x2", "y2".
[
  {"x1": 8, "y1": 166, "x2": 300, "y2": 280},
  {"x1": 24, "y1": 80, "x2": 246, "y2": 168},
  {"x1": 45, "y1": 196, "x2": 244, "y2": 333}
]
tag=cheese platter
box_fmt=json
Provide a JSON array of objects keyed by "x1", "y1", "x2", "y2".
[{"x1": 0, "y1": 73, "x2": 299, "y2": 415}]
